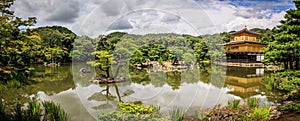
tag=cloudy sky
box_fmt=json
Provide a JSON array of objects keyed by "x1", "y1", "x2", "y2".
[{"x1": 12, "y1": 0, "x2": 295, "y2": 37}]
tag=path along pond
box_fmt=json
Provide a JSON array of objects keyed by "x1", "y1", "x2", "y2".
[{"x1": 0, "y1": 63, "x2": 282, "y2": 121}]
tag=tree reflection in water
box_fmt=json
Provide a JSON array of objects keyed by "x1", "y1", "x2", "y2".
[{"x1": 88, "y1": 83, "x2": 136, "y2": 110}]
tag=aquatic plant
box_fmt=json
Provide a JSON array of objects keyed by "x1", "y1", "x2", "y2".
[
  {"x1": 196, "y1": 110, "x2": 207, "y2": 120},
  {"x1": 42, "y1": 101, "x2": 68, "y2": 121},
  {"x1": 169, "y1": 107, "x2": 184, "y2": 121},
  {"x1": 227, "y1": 99, "x2": 240, "y2": 109},
  {"x1": 0, "y1": 101, "x2": 7, "y2": 120},
  {"x1": 247, "y1": 97, "x2": 260, "y2": 109},
  {"x1": 6, "y1": 80, "x2": 22, "y2": 88},
  {"x1": 27, "y1": 101, "x2": 41, "y2": 121},
  {"x1": 0, "y1": 100, "x2": 67, "y2": 121},
  {"x1": 14, "y1": 104, "x2": 25, "y2": 121}
]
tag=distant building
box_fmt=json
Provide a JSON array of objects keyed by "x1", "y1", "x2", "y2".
[{"x1": 221, "y1": 26, "x2": 267, "y2": 67}]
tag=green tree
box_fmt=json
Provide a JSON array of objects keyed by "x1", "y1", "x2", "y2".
[
  {"x1": 193, "y1": 39, "x2": 209, "y2": 62},
  {"x1": 0, "y1": 0, "x2": 38, "y2": 66},
  {"x1": 87, "y1": 50, "x2": 113, "y2": 77},
  {"x1": 71, "y1": 36, "x2": 97, "y2": 62},
  {"x1": 33, "y1": 26, "x2": 77, "y2": 62},
  {"x1": 263, "y1": 0, "x2": 300, "y2": 69},
  {"x1": 0, "y1": 0, "x2": 14, "y2": 16}
]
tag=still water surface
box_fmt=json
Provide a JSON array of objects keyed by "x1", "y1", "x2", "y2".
[{"x1": 1, "y1": 64, "x2": 280, "y2": 121}]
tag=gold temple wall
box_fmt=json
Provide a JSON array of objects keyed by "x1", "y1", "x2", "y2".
[{"x1": 225, "y1": 44, "x2": 265, "y2": 53}]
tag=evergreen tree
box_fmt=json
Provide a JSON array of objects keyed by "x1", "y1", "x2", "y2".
[{"x1": 263, "y1": 0, "x2": 300, "y2": 69}]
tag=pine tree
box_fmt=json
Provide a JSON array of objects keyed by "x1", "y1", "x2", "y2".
[{"x1": 263, "y1": 0, "x2": 300, "y2": 69}]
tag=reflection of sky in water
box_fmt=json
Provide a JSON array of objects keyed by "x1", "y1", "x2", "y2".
[
  {"x1": 38, "y1": 80, "x2": 238, "y2": 120},
  {"x1": 34, "y1": 65, "x2": 272, "y2": 120},
  {"x1": 0, "y1": 64, "x2": 276, "y2": 121}
]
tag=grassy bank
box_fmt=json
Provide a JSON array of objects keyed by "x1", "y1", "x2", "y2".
[{"x1": 0, "y1": 100, "x2": 67, "y2": 121}]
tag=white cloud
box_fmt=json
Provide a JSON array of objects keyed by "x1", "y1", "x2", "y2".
[{"x1": 11, "y1": 0, "x2": 292, "y2": 37}]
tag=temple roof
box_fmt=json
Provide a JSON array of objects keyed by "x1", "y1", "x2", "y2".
[
  {"x1": 221, "y1": 41, "x2": 267, "y2": 46},
  {"x1": 229, "y1": 26, "x2": 262, "y2": 36}
]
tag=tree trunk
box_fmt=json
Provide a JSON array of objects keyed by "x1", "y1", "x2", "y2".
[
  {"x1": 106, "y1": 58, "x2": 110, "y2": 78},
  {"x1": 284, "y1": 61, "x2": 288, "y2": 69},
  {"x1": 114, "y1": 84, "x2": 122, "y2": 102},
  {"x1": 51, "y1": 54, "x2": 54, "y2": 64},
  {"x1": 113, "y1": 65, "x2": 120, "y2": 78},
  {"x1": 296, "y1": 59, "x2": 299, "y2": 70},
  {"x1": 289, "y1": 60, "x2": 294, "y2": 70}
]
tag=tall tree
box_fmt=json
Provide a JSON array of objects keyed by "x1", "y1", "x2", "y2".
[
  {"x1": 263, "y1": 0, "x2": 300, "y2": 69},
  {"x1": 0, "y1": 0, "x2": 38, "y2": 66},
  {"x1": 0, "y1": 0, "x2": 14, "y2": 16}
]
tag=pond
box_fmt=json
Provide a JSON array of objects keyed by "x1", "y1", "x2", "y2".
[{"x1": 0, "y1": 63, "x2": 281, "y2": 121}]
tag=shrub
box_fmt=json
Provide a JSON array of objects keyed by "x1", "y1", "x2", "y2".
[
  {"x1": 279, "y1": 103, "x2": 300, "y2": 113},
  {"x1": 277, "y1": 78, "x2": 300, "y2": 92},
  {"x1": 118, "y1": 102, "x2": 157, "y2": 114},
  {"x1": 249, "y1": 107, "x2": 270, "y2": 121}
]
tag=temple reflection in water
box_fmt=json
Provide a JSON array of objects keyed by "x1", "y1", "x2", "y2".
[{"x1": 225, "y1": 66, "x2": 264, "y2": 99}]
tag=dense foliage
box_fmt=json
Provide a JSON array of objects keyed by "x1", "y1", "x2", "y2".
[
  {"x1": 33, "y1": 26, "x2": 77, "y2": 63},
  {"x1": 0, "y1": 0, "x2": 77, "y2": 86},
  {"x1": 86, "y1": 32, "x2": 227, "y2": 78},
  {"x1": 0, "y1": 0, "x2": 38, "y2": 66},
  {"x1": 263, "y1": 0, "x2": 300, "y2": 69}
]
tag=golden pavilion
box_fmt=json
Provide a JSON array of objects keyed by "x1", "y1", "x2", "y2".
[{"x1": 222, "y1": 26, "x2": 267, "y2": 67}]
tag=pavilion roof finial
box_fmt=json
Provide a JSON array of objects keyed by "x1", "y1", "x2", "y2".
[{"x1": 229, "y1": 25, "x2": 261, "y2": 36}]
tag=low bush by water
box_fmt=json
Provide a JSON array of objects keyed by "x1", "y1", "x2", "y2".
[
  {"x1": 0, "y1": 100, "x2": 67, "y2": 121},
  {"x1": 99, "y1": 102, "x2": 167, "y2": 121}
]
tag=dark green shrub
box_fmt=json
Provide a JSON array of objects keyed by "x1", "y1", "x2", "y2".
[
  {"x1": 278, "y1": 78, "x2": 300, "y2": 92},
  {"x1": 279, "y1": 103, "x2": 300, "y2": 113}
]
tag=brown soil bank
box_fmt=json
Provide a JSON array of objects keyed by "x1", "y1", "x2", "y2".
[{"x1": 271, "y1": 113, "x2": 300, "y2": 121}]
